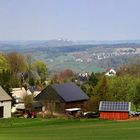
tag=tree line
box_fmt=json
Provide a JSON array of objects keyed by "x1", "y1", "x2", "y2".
[
  {"x1": 81, "y1": 63, "x2": 140, "y2": 112},
  {"x1": 0, "y1": 52, "x2": 48, "y2": 93}
]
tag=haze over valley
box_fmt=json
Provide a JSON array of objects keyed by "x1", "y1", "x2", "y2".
[{"x1": 0, "y1": 39, "x2": 140, "y2": 73}]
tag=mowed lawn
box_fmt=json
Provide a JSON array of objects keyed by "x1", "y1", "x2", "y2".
[{"x1": 0, "y1": 118, "x2": 140, "y2": 140}]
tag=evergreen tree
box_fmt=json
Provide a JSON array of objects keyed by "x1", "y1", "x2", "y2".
[
  {"x1": 88, "y1": 72, "x2": 98, "y2": 87},
  {"x1": 95, "y1": 76, "x2": 110, "y2": 101}
]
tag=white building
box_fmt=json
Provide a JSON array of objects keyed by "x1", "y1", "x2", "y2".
[
  {"x1": 105, "y1": 68, "x2": 116, "y2": 77},
  {"x1": 0, "y1": 86, "x2": 12, "y2": 118},
  {"x1": 11, "y1": 87, "x2": 32, "y2": 103}
]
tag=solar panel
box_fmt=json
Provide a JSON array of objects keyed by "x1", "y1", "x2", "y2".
[{"x1": 99, "y1": 101, "x2": 131, "y2": 112}]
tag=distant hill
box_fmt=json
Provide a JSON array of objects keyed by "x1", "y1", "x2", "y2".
[{"x1": 0, "y1": 40, "x2": 140, "y2": 73}]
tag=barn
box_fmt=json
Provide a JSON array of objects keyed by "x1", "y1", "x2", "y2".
[
  {"x1": 35, "y1": 82, "x2": 89, "y2": 113},
  {"x1": 99, "y1": 101, "x2": 131, "y2": 120},
  {"x1": 0, "y1": 86, "x2": 12, "y2": 118}
]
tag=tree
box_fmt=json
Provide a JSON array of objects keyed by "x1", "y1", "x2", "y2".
[
  {"x1": 0, "y1": 69, "x2": 11, "y2": 92},
  {"x1": 81, "y1": 84, "x2": 87, "y2": 93},
  {"x1": 7, "y1": 52, "x2": 27, "y2": 76},
  {"x1": 117, "y1": 63, "x2": 140, "y2": 77},
  {"x1": 6, "y1": 52, "x2": 27, "y2": 87},
  {"x1": 88, "y1": 76, "x2": 110, "y2": 110},
  {"x1": 0, "y1": 53, "x2": 10, "y2": 71},
  {"x1": 88, "y1": 96, "x2": 100, "y2": 112},
  {"x1": 23, "y1": 94, "x2": 33, "y2": 110},
  {"x1": 133, "y1": 82, "x2": 140, "y2": 111},
  {"x1": 50, "y1": 74, "x2": 59, "y2": 84},
  {"x1": 88, "y1": 72, "x2": 98, "y2": 87},
  {"x1": 108, "y1": 75, "x2": 135, "y2": 101},
  {"x1": 33, "y1": 60, "x2": 48, "y2": 82},
  {"x1": 26, "y1": 54, "x2": 34, "y2": 72},
  {"x1": 86, "y1": 85, "x2": 94, "y2": 97},
  {"x1": 94, "y1": 76, "x2": 110, "y2": 101},
  {"x1": 57, "y1": 69, "x2": 74, "y2": 83},
  {"x1": 28, "y1": 77, "x2": 35, "y2": 86}
]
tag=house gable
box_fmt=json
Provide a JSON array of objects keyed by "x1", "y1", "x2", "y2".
[
  {"x1": 0, "y1": 86, "x2": 12, "y2": 118},
  {"x1": 105, "y1": 68, "x2": 116, "y2": 76},
  {"x1": 0, "y1": 86, "x2": 12, "y2": 101},
  {"x1": 35, "y1": 85, "x2": 64, "y2": 102}
]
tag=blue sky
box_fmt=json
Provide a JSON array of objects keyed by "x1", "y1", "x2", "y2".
[{"x1": 0, "y1": 0, "x2": 140, "y2": 41}]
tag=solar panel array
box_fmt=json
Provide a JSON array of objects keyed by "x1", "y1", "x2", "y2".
[{"x1": 99, "y1": 101, "x2": 130, "y2": 112}]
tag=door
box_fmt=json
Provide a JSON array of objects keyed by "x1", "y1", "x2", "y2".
[{"x1": 0, "y1": 106, "x2": 4, "y2": 118}]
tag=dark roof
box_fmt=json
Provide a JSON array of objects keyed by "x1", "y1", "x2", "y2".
[
  {"x1": 99, "y1": 101, "x2": 131, "y2": 112},
  {"x1": 28, "y1": 86, "x2": 37, "y2": 93},
  {"x1": 36, "y1": 82, "x2": 89, "y2": 102},
  {"x1": 52, "y1": 83, "x2": 89, "y2": 102},
  {"x1": 32, "y1": 101, "x2": 42, "y2": 108},
  {"x1": 0, "y1": 86, "x2": 12, "y2": 101}
]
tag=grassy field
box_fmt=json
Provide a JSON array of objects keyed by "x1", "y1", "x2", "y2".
[
  {"x1": 45, "y1": 54, "x2": 105, "y2": 73},
  {"x1": 0, "y1": 118, "x2": 140, "y2": 140}
]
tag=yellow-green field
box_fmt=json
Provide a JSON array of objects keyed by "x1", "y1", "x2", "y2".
[{"x1": 0, "y1": 118, "x2": 140, "y2": 140}]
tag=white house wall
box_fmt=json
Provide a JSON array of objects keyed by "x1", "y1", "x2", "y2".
[{"x1": 0, "y1": 101, "x2": 11, "y2": 118}]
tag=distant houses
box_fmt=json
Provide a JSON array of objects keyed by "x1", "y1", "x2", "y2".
[
  {"x1": 35, "y1": 82, "x2": 89, "y2": 113},
  {"x1": 99, "y1": 101, "x2": 131, "y2": 120},
  {"x1": 78, "y1": 72, "x2": 89, "y2": 81},
  {"x1": 0, "y1": 86, "x2": 12, "y2": 118}
]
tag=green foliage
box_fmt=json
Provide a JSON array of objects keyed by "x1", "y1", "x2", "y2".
[
  {"x1": 133, "y1": 81, "x2": 140, "y2": 111},
  {"x1": 28, "y1": 77, "x2": 35, "y2": 86},
  {"x1": 0, "y1": 52, "x2": 48, "y2": 90},
  {"x1": 87, "y1": 86, "x2": 94, "y2": 97},
  {"x1": 0, "y1": 70, "x2": 10, "y2": 85},
  {"x1": 88, "y1": 72, "x2": 98, "y2": 87},
  {"x1": 85, "y1": 76, "x2": 111, "y2": 111},
  {"x1": 33, "y1": 60, "x2": 48, "y2": 82},
  {"x1": 23, "y1": 95, "x2": 33, "y2": 108},
  {"x1": 7, "y1": 52, "x2": 27, "y2": 75},
  {"x1": 81, "y1": 84, "x2": 87, "y2": 93},
  {"x1": 0, "y1": 69, "x2": 12, "y2": 94},
  {"x1": 94, "y1": 76, "x2": 110, "y2": 101},
  {"x1": 108, "y1": 75, "x2": 136, "y2": 101},
  {"x1": 10, "y1": 76, "x2": 21, "y2": 88},
  {"x1": 88, "y1": 96, "x2": 100, "y2": 112},
  {"x1": 0, "y1": 53, "x2": 10, "y2": 71}
]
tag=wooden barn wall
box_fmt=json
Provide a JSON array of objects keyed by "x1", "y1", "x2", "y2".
[
  {"x1": 40, "y1": 99, "x2": 88, "y2": 113},
  {"x1": 100, "y1": 112, "x2": 129, "y2": 120},
  {"x1": 65, "y1": 101, "x2": 88, "y2": 112}
]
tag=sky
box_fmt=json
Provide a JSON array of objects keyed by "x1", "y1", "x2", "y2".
[{"x1": 0, "y1": 0, "x2": 140, "y2": 41}]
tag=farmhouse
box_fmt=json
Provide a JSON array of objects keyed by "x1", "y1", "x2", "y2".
[
  {"x1": 99, "y1": 101, "x2": 131, "y2": 120},
  {"x1": 0, "y1": 86, "x2": 12, "y2": 118},
  {"x1": 105, "y1": 68, "x2": 116, "y2": 76},
  {"x1": 35, "y1": 82, "x2": 89, "y2": 113}
]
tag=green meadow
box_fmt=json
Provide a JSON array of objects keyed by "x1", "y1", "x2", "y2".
[{"x1": 0, "y1": 118, "x2": 140, "y2": 140}]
